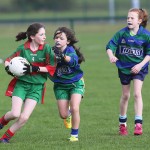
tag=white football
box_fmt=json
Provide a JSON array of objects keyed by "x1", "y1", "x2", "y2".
[{"x1": 8, "y1": 57, "x2": 29, "y2": 77}]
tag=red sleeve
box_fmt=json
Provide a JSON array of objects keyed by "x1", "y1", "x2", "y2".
[
  {"x1": 46, "y1": 65, "x2": 56, "y2": 76},
  {"x1": 5, "y1": 51, "x2": 21, "y2": 62}
]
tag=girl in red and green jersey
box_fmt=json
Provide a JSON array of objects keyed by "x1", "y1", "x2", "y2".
[
  {"x1": 0, "y1": 23, "x2": 56, "y2": 143},
  {"x1": 48, "y1": 27, "x2": 85, "y2": 142},
  {"x1": 106, "y1": 8, "x2": 150, "y2": 136}
]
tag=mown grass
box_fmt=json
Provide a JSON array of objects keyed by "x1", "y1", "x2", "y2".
[{"x1": 0, "y1": 22, "x2": 150, "y2": 150}]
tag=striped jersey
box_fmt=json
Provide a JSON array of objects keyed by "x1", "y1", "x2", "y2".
[
  {"x1": 106, "y1": 26, "x2": 150, "y2": 74},
  {"x1": 5, "y1": 41, "x2": 56, "y2": 84},
  {"x1": 48, "y1": 46, "x2": 83, "y2": 84}
]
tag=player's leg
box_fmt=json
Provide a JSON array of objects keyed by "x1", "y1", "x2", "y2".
[
  {"x1": 54, "y1": 84, "x2": 72, "y2": 128},
  {"x1": 118, "y1": 70, "x2": 131, "y2": 135},
  {"x1": 57, "y1": 100, "x2": 70, "y2": 118},
  {"x1": 57, "y1": 100, "x2": 71, "y2": 128},
  {"x1": 0, "y1": 96, "x2": 23, "y2": 130},
  {"x1": 119, "y1": 84, "x2": 130, "y2": 135},
  {"x1": 0, "y1": 96, "x2": 23, "y2": 143},
  {"x1": 68, "y1": 93, "x2": 82, "y2": 142},
  {"x1": 0, "y1": 98, "x2": 37, "y2": 143},
  {"x1": 133, "y1": 79, "x2": 143, "y2": 135}
]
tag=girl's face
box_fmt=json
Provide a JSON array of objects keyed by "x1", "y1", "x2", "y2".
[
  {"x1": 54, "y1": 32, "x2": 70, "y2": 51},
  {"x1": 31, "y1": 27, "x2": 46, "y2": 45},
  {"x1": 127, "y1": 11, "x2": 142, "y2": 30}
]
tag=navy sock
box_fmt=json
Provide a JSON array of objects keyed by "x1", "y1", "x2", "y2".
[
  {"x1": 71, "y1": 129, "x2": 78, "y2": 137},
  {"x1": 135, "y1": 115, "x2": 142, "y2": 124},
  {"x1": 119, "y1": 115, "x2": 127, "y2": 124}
]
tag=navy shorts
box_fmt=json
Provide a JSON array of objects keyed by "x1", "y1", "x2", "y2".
[{"x1": 118, "y1": 67, "x2": 148, "y2": 85}]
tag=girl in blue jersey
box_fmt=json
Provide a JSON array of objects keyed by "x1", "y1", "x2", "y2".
[
  {"x1": 106, "y1": 8, "x2": 150, "y2": 136},
  {"x1": 49, "y1": 27, "x2": 85, "y2": 142}
]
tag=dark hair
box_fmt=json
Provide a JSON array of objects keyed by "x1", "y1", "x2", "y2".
[
  {"x1": 129, "y1": 8, "x2": 149, "y2": 28},
  {"x1": 16, "y1": 23, "x2": 45, "y2": 41},
  {"x1": 53, "y1": 27, "x2": 85, "y2": 64}
]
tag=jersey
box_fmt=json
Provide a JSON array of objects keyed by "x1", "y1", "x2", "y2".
[
  {"x1": 106, "y1": 26, "x2": 150, "y2": 74},
  {"x1": 5, "y1": 41, "x2": 56, "y2": 84},
  {"x1": 48, "y1": 46, "x2": 83, "y2": 84}
]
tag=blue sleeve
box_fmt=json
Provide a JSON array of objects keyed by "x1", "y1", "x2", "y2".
[{"x1": 66, "y1": 54, "x2": 78, "y2": 67}]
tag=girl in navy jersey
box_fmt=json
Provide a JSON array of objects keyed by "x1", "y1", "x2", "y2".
[
  {"x1": 0, "y1": 23, "x2": 56, "y2": 143},
  {"x1": 49, "y1": 27, "x2": 85, "y2": 142},
  {"x1": 106, "y1": 8, "x2": 150, "y2": 136}
]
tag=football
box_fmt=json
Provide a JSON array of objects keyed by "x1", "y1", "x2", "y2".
[{"x1": 8, "y1": 57, "x2": 29, "y2": 77}]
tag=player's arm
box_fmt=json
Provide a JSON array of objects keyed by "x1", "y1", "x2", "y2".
[
  {"x1": 52, "y1": 45, "x2": 71, "y2": 63},
  {"x1": 139, "y1": 55, "x2": 150, "y2": 67},
  {"x1": 131, "y1": 55, "x2": 150, "y2": 74},
  {"x1": 24, "y1": 44, "x2": 56, "y2": 75},
  {"x1": 4, "y1": 46, "x2": 23, "y2": 73},
  {"x1": 107, "y1": 49, "x2": 118, "y2": 63},
  {"x1": 106, "y1": 30, "x2": 122, "y2": 63},
  {"x1": 4, "y1": 60, "x2": 15, "y2": 76},
  {"x1": 38, "y1": 67, "x2": 48, "y2": 72}
]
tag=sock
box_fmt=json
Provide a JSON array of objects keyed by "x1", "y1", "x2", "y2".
[
  {"x1": 119, "y1": 115, "x2": 127, "y2": 126},
  {"x1": 0, "y1": 129, "x2": 14, "y2": 140},
  {"x1": 71, "y1": 128, "x2": 78, "y2": 137},
  {"x1": 135, "y1": 115, "x2": 142, "y2": 124},
  {"x1": 0, "y1": 115, "x2": 9, "y2": 126}
]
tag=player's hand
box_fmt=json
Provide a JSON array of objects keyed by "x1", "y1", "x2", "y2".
[
  {"x1": 55, "y1": 52, "x2": 65, "y2": 63},
  {"x1": 23, "y1": 64, "x2": 40, "y2": 74},
  {"x1": 52, "y1": 46, "x2": 60, "y2": 55},
  {"x1": 5, "y1": 66, "x2": 14, "y2": 77},
  {"x1": 131, "y1": 64, "x2": 142, "y2": 74},
  {"x1": 109, "y1": 56, "x2": 118, "y2": 63},
  {"x1": 52, "y1": 46, "x2": 65, "y2": 63}
]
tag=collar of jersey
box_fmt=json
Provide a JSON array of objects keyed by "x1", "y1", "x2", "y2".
[{"x1": 24, "y1": 41, "x2": 45, "y2": 50}]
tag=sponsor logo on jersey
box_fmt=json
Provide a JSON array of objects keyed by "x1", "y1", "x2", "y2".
[
  {"x1": 121, "y1": 39, "x2": 126, "y2": 44},
  {"x1": 119, "y1": 46, "x2": 143, "y2": 57},
  {"x1": 39, "y1": 58, "x2": 46, "y2": 61},
  {"x1": 128, "y1": 39, "x2": 134, "y2": 42},
  {"x1": 30, "y1": 54, "x2": 37, "y2": 56},
  {"x1": 57, "y1": 65, "x2": 72, "y2": 76}
]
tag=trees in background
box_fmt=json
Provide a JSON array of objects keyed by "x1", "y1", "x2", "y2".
[
  {"x1": 0, "y1": 0, "x2": 76, "y2": 12},
  {"x1": 12, "y1": 0, "x2": 76, "y2": 12}
]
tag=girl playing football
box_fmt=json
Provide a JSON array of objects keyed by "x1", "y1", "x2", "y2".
[
  {"x1": 106, "y1": 8, "x2": 150, "y2": 136},
  {"x1": 0, "y1": 23, "x2": 56, "y2": 143},
  {"x1": 49, "y1": 27, "x2": 85, "y2": 142}
]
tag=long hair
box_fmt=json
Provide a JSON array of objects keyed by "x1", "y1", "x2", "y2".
[
  {"x1": 53, "y1": 27, "x2": 85, "y2": 64},
  {"x1": 129, "y1": 8, "x2": 149, "y2": 28},
  {"x1": 16, "y1": 23, "x2": 45, "y2": 41}
]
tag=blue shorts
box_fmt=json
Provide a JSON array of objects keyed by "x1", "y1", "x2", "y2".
[{"x1": 118, "y1": 67, "x2": 148, "y2": 85}]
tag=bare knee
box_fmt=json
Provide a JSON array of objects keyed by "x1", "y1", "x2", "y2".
[
  {"x1": 10, "y1": 111, "x2": 20, "y2": 120},
  {"x1": 59, "y1": 113, "x2": 68, "y2": 119},
  {"x1": 18, "y1": 114, "x2": 29, "y2": 125},
  {"x1": 71, "y1": 106, "x2": 79, "y2": 114},
  {"x1": 134, "y1": 92, "x2": 142, "y2": 101},
  {"x1": 122, "y1": 93, "x2": 130, "y2": 101}
]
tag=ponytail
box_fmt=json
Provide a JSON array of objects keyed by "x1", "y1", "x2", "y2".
[
  {"x1": 16, "y1": 32, "x2": 27, "y2": 41},
  {"x1": 73, "y1": 45, "x2": 85, "y2": 64}
]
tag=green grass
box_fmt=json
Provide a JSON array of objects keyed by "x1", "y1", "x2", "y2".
[{"x1": 1, "y1": 22, "x2": 150, "y2": 150}]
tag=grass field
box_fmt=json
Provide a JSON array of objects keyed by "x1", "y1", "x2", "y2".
[{"x1": 0, "y1": 22, "x2": 150, "y2": 150}]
